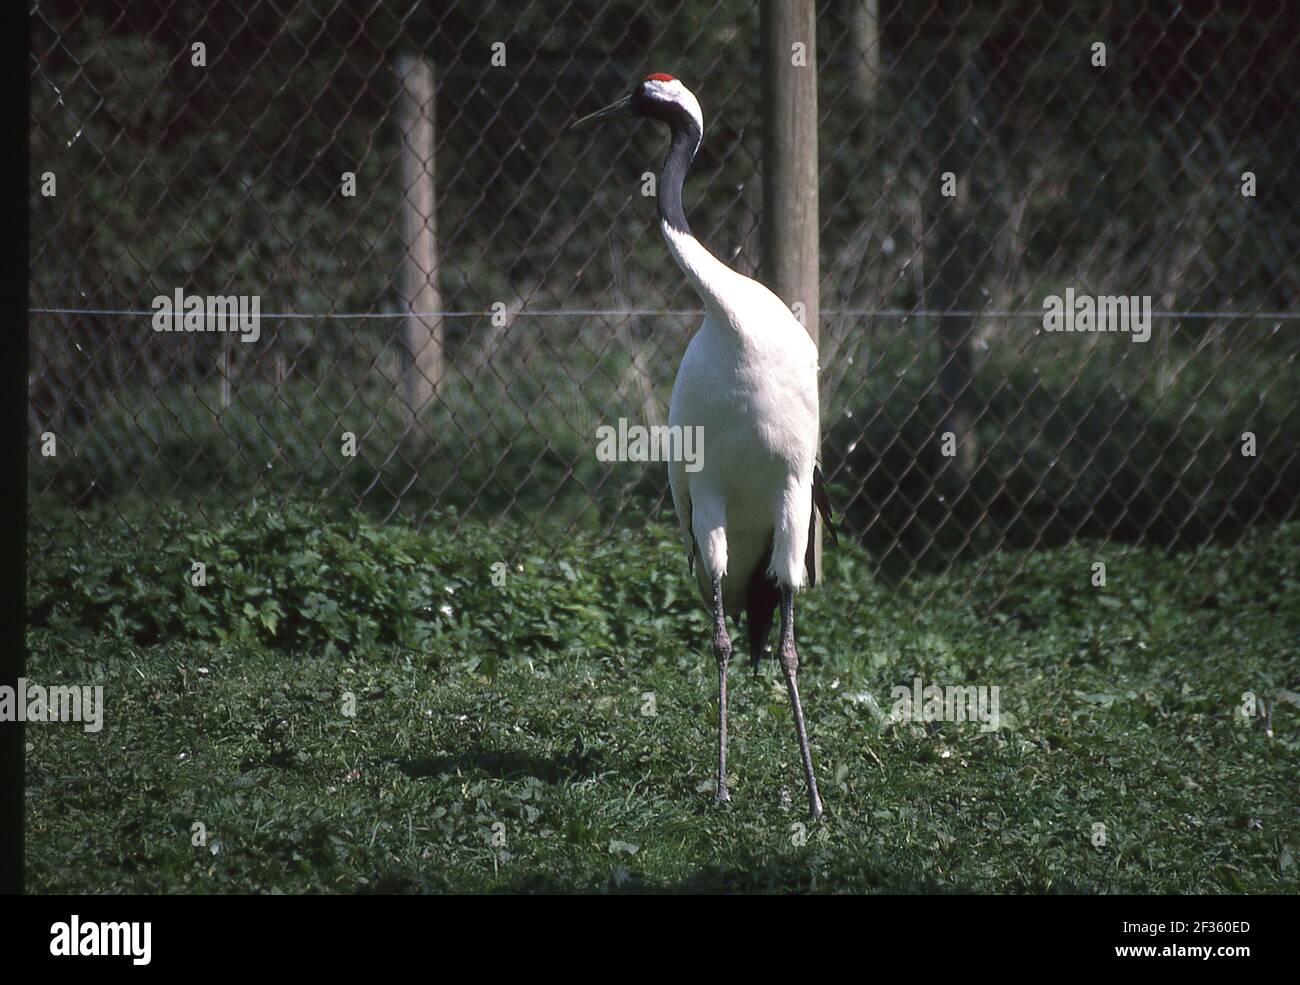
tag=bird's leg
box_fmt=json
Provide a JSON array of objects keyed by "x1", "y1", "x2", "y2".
[
  {"x1": 711, "y1": 575, "x2": 732, "y2": 804},
  {"x1": 777, "y1": 586, "x2": 823, "y2": 819}
]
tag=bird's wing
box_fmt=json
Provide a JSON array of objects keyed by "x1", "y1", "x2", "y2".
[
  {"x1": 667, "y1": 331, "x2": 703, "y2": 576},
  {"x1": 667, "y1": 454, "x2": 695, "y2": 573},
  {"x1": 803, "y1": 464, "x2": 838, "y2": 587}
]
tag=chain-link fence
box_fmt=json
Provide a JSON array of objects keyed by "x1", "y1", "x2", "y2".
[{"x1": 29, "y1": 0, "x2": 1300, "y2": 609}]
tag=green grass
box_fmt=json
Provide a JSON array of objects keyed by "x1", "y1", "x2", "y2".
[{"x1": 25, "y1": 502, "x2": 1300, "y2": 893}]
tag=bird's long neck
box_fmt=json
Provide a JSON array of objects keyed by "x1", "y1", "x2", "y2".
[{"x1": 657, "y1": 124, "x2": 742, "y2": 321}]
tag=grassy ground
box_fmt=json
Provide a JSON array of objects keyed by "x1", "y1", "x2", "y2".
[{"x1": 25, "y1": 503, "x2": 1300, "y2": 893}]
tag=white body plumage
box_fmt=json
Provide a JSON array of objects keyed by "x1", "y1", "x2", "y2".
[{"x1": 663, "y1": 221, "x2": 821, "y2": 616}]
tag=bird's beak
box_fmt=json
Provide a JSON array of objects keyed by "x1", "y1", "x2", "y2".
[{"x1": 570, "y1": 94, "x2": 634, "y2": 130}]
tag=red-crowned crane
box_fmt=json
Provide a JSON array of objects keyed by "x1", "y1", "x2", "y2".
[{"x1": 574, "y1": 73, "x2": 834, "y2": 819}]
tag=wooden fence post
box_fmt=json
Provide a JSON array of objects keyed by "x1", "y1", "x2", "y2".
[
  {"x1": 396, "y1": 54, "x2": 443, "y2": 416},
  {"x1": 761, "y1": 0, "x2": 822, "y2": 579}
]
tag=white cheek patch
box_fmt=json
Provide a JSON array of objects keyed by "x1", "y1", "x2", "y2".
[{"x1": 644, "y1": 78, "x2": 704, "y2": 136}]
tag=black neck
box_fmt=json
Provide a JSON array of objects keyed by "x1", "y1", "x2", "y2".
[{"x1": 657, "y1": 121, "x2": 699, "y2": 236}]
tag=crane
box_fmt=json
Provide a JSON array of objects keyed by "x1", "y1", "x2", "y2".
[{"x1": 574, "y1": 73, "x2": 834, "y2": 819}]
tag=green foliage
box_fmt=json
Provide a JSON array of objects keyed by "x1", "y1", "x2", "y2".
[
  {"x1": 32, "y1": 501, "x2": 444, "y2": 656},
  {"x1": 24, "y1": 504, "x2": 1300, "y2": 893},
  {"x1": 28, "y1": 499, "x2": 704, "y2": 662}
]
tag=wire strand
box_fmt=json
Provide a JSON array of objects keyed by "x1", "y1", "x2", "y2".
[{"x1": 27, "y1": 306, "x2": 1300, "y2": 321}]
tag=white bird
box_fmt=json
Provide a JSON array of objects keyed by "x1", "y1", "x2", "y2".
[{"x1": 575, "y1": 72, "x2": 834, "y2": 819}]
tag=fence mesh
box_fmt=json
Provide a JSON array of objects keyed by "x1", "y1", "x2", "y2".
[{"x1": 28, "y1": 0, "x2": 1300, "y2": 611}]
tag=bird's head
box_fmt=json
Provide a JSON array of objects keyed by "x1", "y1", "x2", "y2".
[{"x1": 571, "y1": 72, "x2": 704, "y2": 143}]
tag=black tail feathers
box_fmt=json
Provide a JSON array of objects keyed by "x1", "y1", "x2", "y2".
[
  {"x1": 748, "y1": 468, "x2": 838, "y2": 671},
  {"x1": 744, "y1": 548, "x2": 781, "y2": 672}
]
